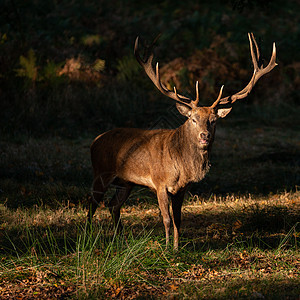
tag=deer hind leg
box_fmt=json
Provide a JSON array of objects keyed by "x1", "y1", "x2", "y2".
[
  {"x1": 88, "y1": 172, "x2": 115, "y2": 222},
  {"x1": 170, "y1": 189, "x2": 186, "y2": 251},
  {"x1": 156, "y1": 188, "x2": 171, "y2": 248},
  {"x1": 108, "y1": 180, "x2": 133, "y2": 232}
]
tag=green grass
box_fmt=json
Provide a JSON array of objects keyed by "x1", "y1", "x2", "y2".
[{"x1": 0, "y1": 193, "x2": 299, "y2": 299}]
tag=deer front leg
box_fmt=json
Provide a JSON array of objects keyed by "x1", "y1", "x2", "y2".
[
  {"x1": 156, "y1": 188, "x2": 171, "y2": 248},
  {"x1": 171, "y1": 189, "x2": 186, "y2": 251}
]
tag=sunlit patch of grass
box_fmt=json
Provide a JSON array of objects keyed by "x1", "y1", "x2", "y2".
[{"x1": 182, "y1": 191, "x2": 300, "y2": 249}]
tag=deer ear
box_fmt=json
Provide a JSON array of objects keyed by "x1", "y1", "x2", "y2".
[
  {"x1": 216, "y1": 107, "x2": 232, "y2": 118},
  {"x1": 176, "y1": 103, "x2": 192, "y2": 118}
]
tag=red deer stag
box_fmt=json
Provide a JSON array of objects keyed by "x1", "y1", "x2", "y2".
[{"x1": 89, "y1": 33, "x2": 277, "y2": 250}]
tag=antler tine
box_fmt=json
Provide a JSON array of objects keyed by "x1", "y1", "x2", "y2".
[
  {"x1": 155, "y1": 62, "x2": 192, "y2": 105},
  {"x1": 215, "y1": 33, "x2": 277, "y2": 107},
  {"x1": 191, "y1": 81, "x2": 200, "y2": 106},
  {"x1": 134, "y1": 36, "x2": 155, "y2": 78},
  {"x1": 134, "y1": 37, "x2": 144, "y2": 64},
  {"x1": 210, "y1": 85, "x2": 224, "y2": 108},
  {"x1": 134, "y1": 36, "x2": 157, "y2": 64},
  {"x1": 173, "y1": 86, "x2": 190, "y2": 104},
  {"x1": 249, "y1": 33, "x2": 259, "y2": 70},
  {"x1": 134, "y1": 36, "x2": 195, "y2": 108}
]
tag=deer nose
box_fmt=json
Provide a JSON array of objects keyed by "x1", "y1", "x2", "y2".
[{"x1": 200, "y1": 132, "x2": 210, "y2": 140}]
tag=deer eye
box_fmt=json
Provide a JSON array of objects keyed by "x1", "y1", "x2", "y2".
[{"x1": 192, "y1": 118, "x2": 197, "y2": 125}]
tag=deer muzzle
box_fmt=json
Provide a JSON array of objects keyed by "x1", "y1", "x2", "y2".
[{"x1": 199, "y1": 132, "x2": 211, "y2": 145}]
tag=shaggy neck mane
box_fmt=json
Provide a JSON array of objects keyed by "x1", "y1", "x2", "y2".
[{"x1": 169, "y1": 123, "x2": 211, "y2": 182}]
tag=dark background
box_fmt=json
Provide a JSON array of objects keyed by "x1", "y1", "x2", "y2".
[{"x1": 0, "y1": 0, "x2": 299, "y2": 137}]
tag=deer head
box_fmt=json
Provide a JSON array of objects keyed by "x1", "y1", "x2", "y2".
[{"x1": 134, "y1": 33, "x2": 277, "y2": 149}]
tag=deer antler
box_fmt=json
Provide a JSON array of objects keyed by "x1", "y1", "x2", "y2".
[
  {"x1": 135, "y1": 34, "x2": 277, "y2": 110},
  {"x1": 134, "y1": 36, "x2": 200, "y2": 108},
  {"x1": 211, "y1": 33, "x2": 277, "y2": 108}
]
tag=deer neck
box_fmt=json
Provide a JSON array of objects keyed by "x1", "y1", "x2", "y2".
[{"x1": 170, "y1": 123, "x2": 211, "y2": 182}]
